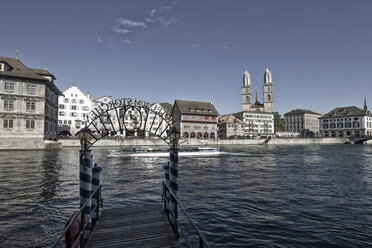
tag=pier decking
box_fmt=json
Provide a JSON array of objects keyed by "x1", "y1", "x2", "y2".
[{"x1": 86, "y1": 205, "x2": 178, "y2": 248}]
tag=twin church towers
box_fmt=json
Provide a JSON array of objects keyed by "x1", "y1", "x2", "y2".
[{"x1": 241, "y1": 67, "x2": 274, "y2": 113}]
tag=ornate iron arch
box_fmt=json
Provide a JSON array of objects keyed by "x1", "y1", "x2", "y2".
[{"x1": 80, "y1": 98, "x2": 175, "y2": 149}]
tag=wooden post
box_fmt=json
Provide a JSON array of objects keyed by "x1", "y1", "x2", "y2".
[
  {"x1": 92, "y1": 163, "x2": 102, "y2": 227},
  {"x1": 169, "y1": 143, "x2": 179, "y2": 238},
  {"x1": 80, "y1": 149, "x2": 92, "y2": 244}
]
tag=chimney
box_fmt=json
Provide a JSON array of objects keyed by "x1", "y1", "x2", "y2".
[
  {"x1": 87, "y1": 93, "x2": 91, "y2": 100},
  {"x1": 16, "y1": 50, "x2": 19, "y2": 60}
]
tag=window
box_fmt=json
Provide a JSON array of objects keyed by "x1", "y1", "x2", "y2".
[
  {"x1": 70, "y1": 112, "x2": 77, "y2": 117},
  {"x1": 58, "y1": 120, "x2": 62, "y2": 124},
  {"x1": 59, "y1": 104, "x2": 65, "y2": 109},
  {"x1": 330, "y1": 123, "x2": 336, "y2": 129},
  {"x1": 26, "y1": 102, "x2": 36, "y2": 111},
  {"x1": 79, "y1": 100, "x2": 84, "y2": 104},
  {"x1": 345, "y1": 122, "x2": 351, "y2": 128},
  {"x1": 3, "y1": 119, "x2": 13, "y2": 128},
  {"x1": 353, "y1": 122, "x2": 360, "y2": 128},
  {"x1": 63, "y1": 120, "x2": 67, "y2": 124},
  {"x1": 4, "y1": 100, "x2": 14, "y2": 110},
  {"x1": 337, "y1": 123, "x2": 343, "y2": 128},
  {"x1": 26, "y1": 120, "x2": 35, "y2": 129},
  {"x1": 4, "y1": 82, "x2": 15, "y2": 91},
  {"x1": 64, "y1": 98, "x2": 69, "y2": 103},
  {"x1": 82, "y1": 106, "x2": 89, "y2": 111},
  {"x1": 59, "y1": 111, "x2": 65, "y2": 116},
  {"x1": 68, "y1": 120, "x2": 72, "y2": 125},
  {"x1": 27, "y1": 85, "x2": 36, "y2": 94},
  {"x1": 71, "y1": 105, "x2": 78, "y2": 110},
  {"x1": 0, "y1": 63, "x2": 4, "y2": 72},
  {"x1": 72, "y1": 99, "x2": 77, "y2": 103}
]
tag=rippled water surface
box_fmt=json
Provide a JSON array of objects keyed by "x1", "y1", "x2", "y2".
[{"x1": 0, "y1": 144, "x2": 372, "y2": 247}]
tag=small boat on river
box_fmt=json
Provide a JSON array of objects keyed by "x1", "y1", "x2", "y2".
[{"x1": 107, "y1": 147, "x2": 221, "y2": 157}]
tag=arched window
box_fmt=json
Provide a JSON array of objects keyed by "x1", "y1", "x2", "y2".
[
  {"x1": 183, "y1": 132, "x2": 189, "y2": 138},
  {"x1": 197, "y1": 132, "x2": 202, "y2": 139},
  {"x1": 323, "y1": 123, "x2": 329, "y2": 129},
  {"x1": 190, "y1": 132, "x2": 196, "y2": 138},
  {"x1": 355, "y1": 131, "x2": 360, "y2": 137},
  {"x1": 345, "y1": 122, "x2": 351, "y2": 128},
  {"x1": 330, "y1": 123, "x2": 336, "y2": 129},
  {"x1": 353, "y1": 122, "x2": 360, "y2": 128},
  {"x1": 337, "y1": 123, "x2": 343, "y2": 128},
  {"x1": 210, "y1": 132, "x2": 215, "y2": 139},
  {"x1": 204, "y1": 132, "x2": 209, "y2": 139},
  {"x1": 267, "y1": 94, "x2": 271, "y2": 101}
]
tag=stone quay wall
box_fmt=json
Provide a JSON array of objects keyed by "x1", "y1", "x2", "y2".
[
  {"x1": 0, "y1": 137, "x2": 362, "y2": 150},
  {"x1": 0, "y1": 137, "x2": 62, "y2": 150},
  {"x1": 59, "y1": 137, "x2": 348, "y2": 148}
]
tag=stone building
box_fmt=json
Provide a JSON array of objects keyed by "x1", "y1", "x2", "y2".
[
  {"x1": 91, "y1": 95, "x2": 119, "y2": 135},
  {"x1": 218, "y1": 114, "x2": 245, "y2": 138},
  {"x1": 172, "y1": 100, "x2": 219, "y2": 139},
  {"x1": 283, "y1": 109, "x2": 321, "y2": 137},
  {"x1": 0, "y1": 55, "x2": 62, "y2": 144},
  {"x1": 58, "y1": 84, "x2": 92, "y2": 135},
  {"x1": 236, "y1": 68, "x2": 275, "y2": 136},
  {"x1": 319, "y1": 101, "x2": 372, "y2": 137}
]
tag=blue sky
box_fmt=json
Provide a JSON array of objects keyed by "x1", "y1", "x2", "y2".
[{"x1": 1, "y1": 0, "x2": 372, "y2": 115}]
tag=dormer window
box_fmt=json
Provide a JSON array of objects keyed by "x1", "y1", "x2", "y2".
[{"x1": 0, "y1": 63, "x2": 4, "y2": 72}]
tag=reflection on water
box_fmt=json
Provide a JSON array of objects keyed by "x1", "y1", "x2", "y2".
[{"x1": 0, "y1": 145, "x2": 371, "y2": 247}]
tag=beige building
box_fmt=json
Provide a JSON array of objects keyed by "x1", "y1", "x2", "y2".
[
  {"x1": 218, "y1": 114, "x2": 245, "y2": 138},
  {"x1": 284, "y1": 109, "x2": 321, "y2": 137},
  {"x1": 0, "y1": 56, "x2": 62, "y2": 143},
  {"x1": 172, "y1": 100, "x2": 219, "y2": 139},
  {"x1": 319, "y1": 103, "x2": 372, "y2": 137}
]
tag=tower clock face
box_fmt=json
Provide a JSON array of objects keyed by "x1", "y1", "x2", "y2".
[{"x1": 123, "y1": 107, "x2": 142, "y2": 132}]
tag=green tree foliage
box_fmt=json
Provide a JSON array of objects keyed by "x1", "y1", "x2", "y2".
[
  {"x1": 274, "y1": 112, "x2": 284, "y2": 132},
  {"x1": 159, "y1": 102, "x2": 173, "y2": 112}
]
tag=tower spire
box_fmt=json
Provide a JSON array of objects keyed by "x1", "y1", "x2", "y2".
[
  {"x1": 364, "y1": 96, "x2": 368, "y2": 112},
  {"x1": 255, "y1": 86, "x2": 258, "y2": 103}
]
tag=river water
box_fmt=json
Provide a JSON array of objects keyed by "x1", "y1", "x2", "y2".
[{"x1": 0, "y1": 144, "x2": 371, "y2": 247}]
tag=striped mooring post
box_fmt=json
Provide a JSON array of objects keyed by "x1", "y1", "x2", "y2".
[
  {"x1": 164, "y1": 162, "x2": 170, "y2": 218},
  {"x1": 92, "y1": 163, "x2": 102, "y2": 226},
  {"x1": 169, "y1": 146, "x2": 179, "y2": 235},
  {"x1": 79, "y1": 149, "x2": 92, "y2": 243}
]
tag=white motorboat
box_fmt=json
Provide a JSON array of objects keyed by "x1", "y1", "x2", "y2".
[{"x1": 107, "y1": 147, "x2": 221, "y2": 157}]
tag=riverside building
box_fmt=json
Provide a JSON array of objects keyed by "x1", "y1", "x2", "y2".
[
  {"x1": 234, "y1": 68, "x2": 275, "y2": 136},
  {"x1": 58, "y1": 84, "x2": 91, "y2": 135},
  {"x1": 91, "y1": 95, "x2": 119, "y2": 135},
  {"x1": 283, "y1": 109, "x2": 321, "y2": 137},
  {"x1": 218, "y1": 114, "x2": 245, "y2": 138},
  {"x1": 0, "y1": 55, "x2": 62, "y2": 146},
  {"x1": 319, "y1": 101, "x2": 372, "y2": 137},
  {"x1": 172, "y1": 100, "x2": 219, "y2": 139}
]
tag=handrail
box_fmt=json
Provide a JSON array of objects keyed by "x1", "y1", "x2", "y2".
[
  {"x1": 52, "y1": 185, "x2": 101, "y2": 248},
  {"x1": 163, "y1": 181, "x2": 211, "y2": 248}
]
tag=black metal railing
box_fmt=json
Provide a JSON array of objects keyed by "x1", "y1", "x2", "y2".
[
  {"x1": 162, "y1": 181, "x2": 211, "y2": 248},
  {"x1": 52, "y1": 185, "x2": 102, "y2": 248}
]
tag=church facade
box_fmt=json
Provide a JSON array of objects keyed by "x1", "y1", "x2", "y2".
[{"x1": 234, "y1": 68, "x2": 275, "y2": 136}]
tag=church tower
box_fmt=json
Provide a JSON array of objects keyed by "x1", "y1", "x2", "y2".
[
  {"x1": 242, "y1": 69, "x2": 252, "y2": 111},
  {"x1": 263, "y1": 67, "x2": 274, "y2": 112}
]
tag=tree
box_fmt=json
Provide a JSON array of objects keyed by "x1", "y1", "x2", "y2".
[
  {"x1": 274, "y1": 112, "x2": 283, "y2": 132},
  {"x1": 159, "y1": 102, "x2": 173, "y2": 112}
]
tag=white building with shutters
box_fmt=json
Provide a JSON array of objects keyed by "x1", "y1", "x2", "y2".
[{"x1": 58, "y1": 84, "x2": 91, "y2": 135}]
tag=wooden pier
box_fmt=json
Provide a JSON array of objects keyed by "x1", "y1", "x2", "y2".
[{"x1": 86, "y1": 205, "x2": 178, "y2": 248}]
